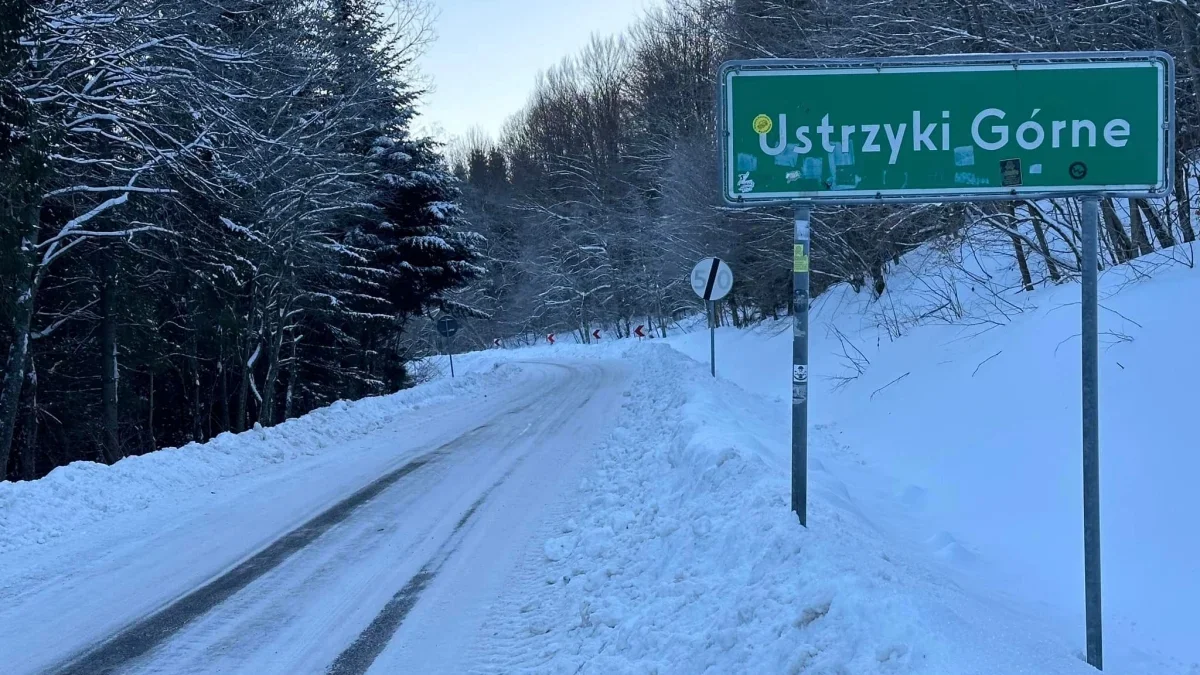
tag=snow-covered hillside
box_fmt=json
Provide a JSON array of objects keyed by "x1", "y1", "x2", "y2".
[
  {"x1": 3, "y1": 237, "x2": 1195, "y2": 674},
  {"x1": 664, "y1": 240, "x2": 1200, "y2": 673},
  {"x1": 402, "y1": 243, "x2": 1197, "y2": 673}
]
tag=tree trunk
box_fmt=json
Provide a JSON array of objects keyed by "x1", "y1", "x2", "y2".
[
  {"x1": 218, "y1": 334, "x2": 230, "y2": 433},
  {"x1": 284, "y1": 336, "x2": 298, "y2": 421},
  {"x1": 236, "y1": 333, "x2": 252, "y2": 433},
  {"x1": 259, "y1": 313, "x2": 286, "y2": 427},
  {"x1": 1174, "y1": 159, "x2": 1196, "y2": 243},
  {"x1": 148, "y1": 371, "x2": 156, "y2": 452},
  {"x1": 1027, "y1": 203, "x2": 1061, "y2": 282},
  {"x1": 1012, "y1": 237, "x2": 1034, "y2": 291},
  {"x1": 0, "y1": 231, "x2": 38, "y2": 477},
  {"x1": 20, "y1": 355, "x2": 38, "y2": 480},
  {"x1": 1138, "y1": 199, "x2": 1177, "y2": 250},
  {"x1": 1005, "y1": 203, "x2": 1034, "y2": 291},
  {"x1": 99, "y1": 254, "x2": 121, "y2": 464},
  {"x1": 870, "y1": 259, "x2": 887, "y2": 296},
  {"x1": 188, "y1": 330, "x2": 203, "y2": 442},
  {"x1": 1101, "y1": 198, "x2": 1135, "y2": 264},
  {"x1": 1035, "y1": 202, "x2": 1084, "y2": 272},
  {"x1": 1128, "y1": 198, "x2": 1154, "y2": 257}
]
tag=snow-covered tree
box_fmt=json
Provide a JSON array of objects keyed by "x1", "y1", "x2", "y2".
[{"x1": 0, "y1": 0, "x2": 482, "y2": 480}]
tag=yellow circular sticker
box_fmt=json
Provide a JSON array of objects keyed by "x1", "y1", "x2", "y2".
[{"x1": 752, "y1": 114, "x2": 773, "y2": 134}]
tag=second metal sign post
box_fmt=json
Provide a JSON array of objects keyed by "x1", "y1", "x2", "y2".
[{"x1": 691, "y1": 257, "x2": 734, "y2": 377}]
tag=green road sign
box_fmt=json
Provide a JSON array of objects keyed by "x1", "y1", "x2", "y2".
[{"x1": 720, "y1": 52, "x2": 1174, "y2": 204}]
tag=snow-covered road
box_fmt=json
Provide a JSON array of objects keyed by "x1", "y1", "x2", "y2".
[
  {"x1": 6, "y1": 279, "x2": 1192, "y2": 675},
  {"x1": 2, "y1": 360, "x2": 628, "y2": 675}
]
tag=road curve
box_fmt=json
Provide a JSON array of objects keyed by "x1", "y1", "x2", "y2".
[{"x1": 32, "y1": 360, "x2": 626, "y2": 675}]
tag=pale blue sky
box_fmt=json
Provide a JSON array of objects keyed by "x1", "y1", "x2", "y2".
[{"x1": 415, "y1": 0, "x2": 658, "y2": 143}]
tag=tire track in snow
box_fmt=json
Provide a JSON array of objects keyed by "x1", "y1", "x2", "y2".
[
  {"x1": 329, "y1": 362, "x2": 606, "y2": 675},
  {"x1": 48, "y1": 436, "x2": 471, "y2": 675},
  {"x1": 51, "y1": 361, "x2": 607, "y2": 675},
  {"x1": 326, "y1": 421, "x2": 555, "y2": 674}
]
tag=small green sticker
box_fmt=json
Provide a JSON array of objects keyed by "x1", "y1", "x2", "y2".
[{"x1": 794, "y1": 244, "x2": 810, "y2": 273}]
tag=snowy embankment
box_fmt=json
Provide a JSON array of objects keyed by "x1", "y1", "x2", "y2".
[
  {"x1": 0, "y1": 362, "x2": 520, "y2": 557},
  {"x1": 452, "y1": 241, "x2": 1197, "y2": 673},
  {"x1": 478, "y1": 343, "x2": 1108, "y2": 674},
  {"x1": 659, "y1": 242, "x2": 1200, "y2": 673}
]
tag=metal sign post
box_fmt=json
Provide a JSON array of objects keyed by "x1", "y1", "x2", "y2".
[
  {"x1": 708, "y1": 301, "x2": 716, "y2": 377},
  {"x1": 1081, "y1": 196, "x2": 1103, "y2": 670},
  {"x1": 691, "y1": 257, "x2": 734, "y2": 378},
  {"x1": 718, "y1": 51, "x2": 1175, "y2": 671},
  {"x1": 436, "y1": 316, "x2": 460, "y2": 379},
  {"x1": 792, "y1": 206, "x2": 811, "y2": 526}
]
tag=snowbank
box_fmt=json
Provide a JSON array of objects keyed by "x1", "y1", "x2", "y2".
[
  {"x1": 0, "y1": 362, "x2": 522, "y2": 556},
  {"x1": 665, "y1": 240, "x2": 1200, "y2": 672},
  {"x1": 482, "y1": 344, "x2": 1117, "y2": 674}
]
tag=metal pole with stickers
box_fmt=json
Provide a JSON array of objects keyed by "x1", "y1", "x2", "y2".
[
  {"x1": 791, "y1": 207, "x2": 810, "y2": 525},
  {"x1": 719, "y1": 51, "x2": 1174, "y2": 670}
]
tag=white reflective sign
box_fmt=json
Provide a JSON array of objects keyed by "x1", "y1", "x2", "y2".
[{"x1": 691, "y1": 257, "x2": 734, "y2": 301}]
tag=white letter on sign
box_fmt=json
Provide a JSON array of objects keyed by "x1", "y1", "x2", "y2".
[
  {"x1": 794, "y1": 126, "x2": 813, "y2": 154},
  {"x1": 884, "y1": 123, "x2": 907, "y2": 165},
  {"x1": 913, "y1": 111, "x2": 937, "y2": 151},
  {"x1": 759, "y1": 114, "x2": 787, "y2": 156},
  {"x1": 861, "y1": 124, "x2": 881, "y2": 154},
  {"x1": 1104, "y1": 119, "x2": 1130, "y2": 148},
  {"x1": 971, "y1": 108, "x2": 1008, "y2": 151},
  {"x1": 1017, "y1": 109, "x2": 1045, "y2": 150}
]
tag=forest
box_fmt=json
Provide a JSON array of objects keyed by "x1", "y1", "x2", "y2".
[
  {"x1": 451, "y1": 0, "x2": 1199, "y2": 345},
  {"x1": 4, "y1": 0, "x2": 1200, "y2": 480},
  {"x1": 0, "y1": 0, "x2": 480, "y2": 480}
]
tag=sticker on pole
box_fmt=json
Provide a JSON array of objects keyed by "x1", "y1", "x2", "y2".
[
  {"x1": 720, "y1": 52, "x2": 1174, "y2": 204},
  {"x1": 436, "y1": 316, "x2": 459, "y2": 338},
  {"x1": 690, "y1": 257, "x2": 735, "y2": 301},
  {"x1": 793, "y1": 244, "x2": 810, "y2": 273}
]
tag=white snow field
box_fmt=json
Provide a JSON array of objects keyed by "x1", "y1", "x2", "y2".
[
  {"x1": 661, "y1": 242, "x2": 1200, "y2": 674},
  {"x1": 1, "y1": 241, "x2": 1196, "y2": 674}
]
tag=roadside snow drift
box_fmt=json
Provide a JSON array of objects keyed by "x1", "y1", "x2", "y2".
[
  {"x1": 0, "y1": 363, "x2": 520, "y2": 556},
  {"x1": 665, "y1": 242, "x2": 1200, "y2": 673},
  {"x1": 476, "y1": 344, "x2": 1109, "y2": 674}
]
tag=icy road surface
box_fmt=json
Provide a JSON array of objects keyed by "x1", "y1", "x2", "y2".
[{"x1": 2, "y1": 361, "x2": 627, "y2": 675}]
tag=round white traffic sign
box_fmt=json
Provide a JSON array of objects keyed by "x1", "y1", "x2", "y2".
[
  {"x1": 436, "y1": 315, "x2": 459, "y2": 338},
  {"x1": 690, "y1": 257, "x2": 734, "y2": 301}
]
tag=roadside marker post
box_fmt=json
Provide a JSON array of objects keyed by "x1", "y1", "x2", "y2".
[
  {"x1": 436, "y1": 316, "x2": 460, "y2": 378},
  {"x1": 690, "y1": 257, "x2": 734, "y2": 377},
  {"x1": 720, "y1": 52, "x2": 1174, "y2": 670}
]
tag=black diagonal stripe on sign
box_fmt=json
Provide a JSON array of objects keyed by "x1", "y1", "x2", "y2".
[{"x1": 703, "y1": 258, "x2": 721, "y2": 300}]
